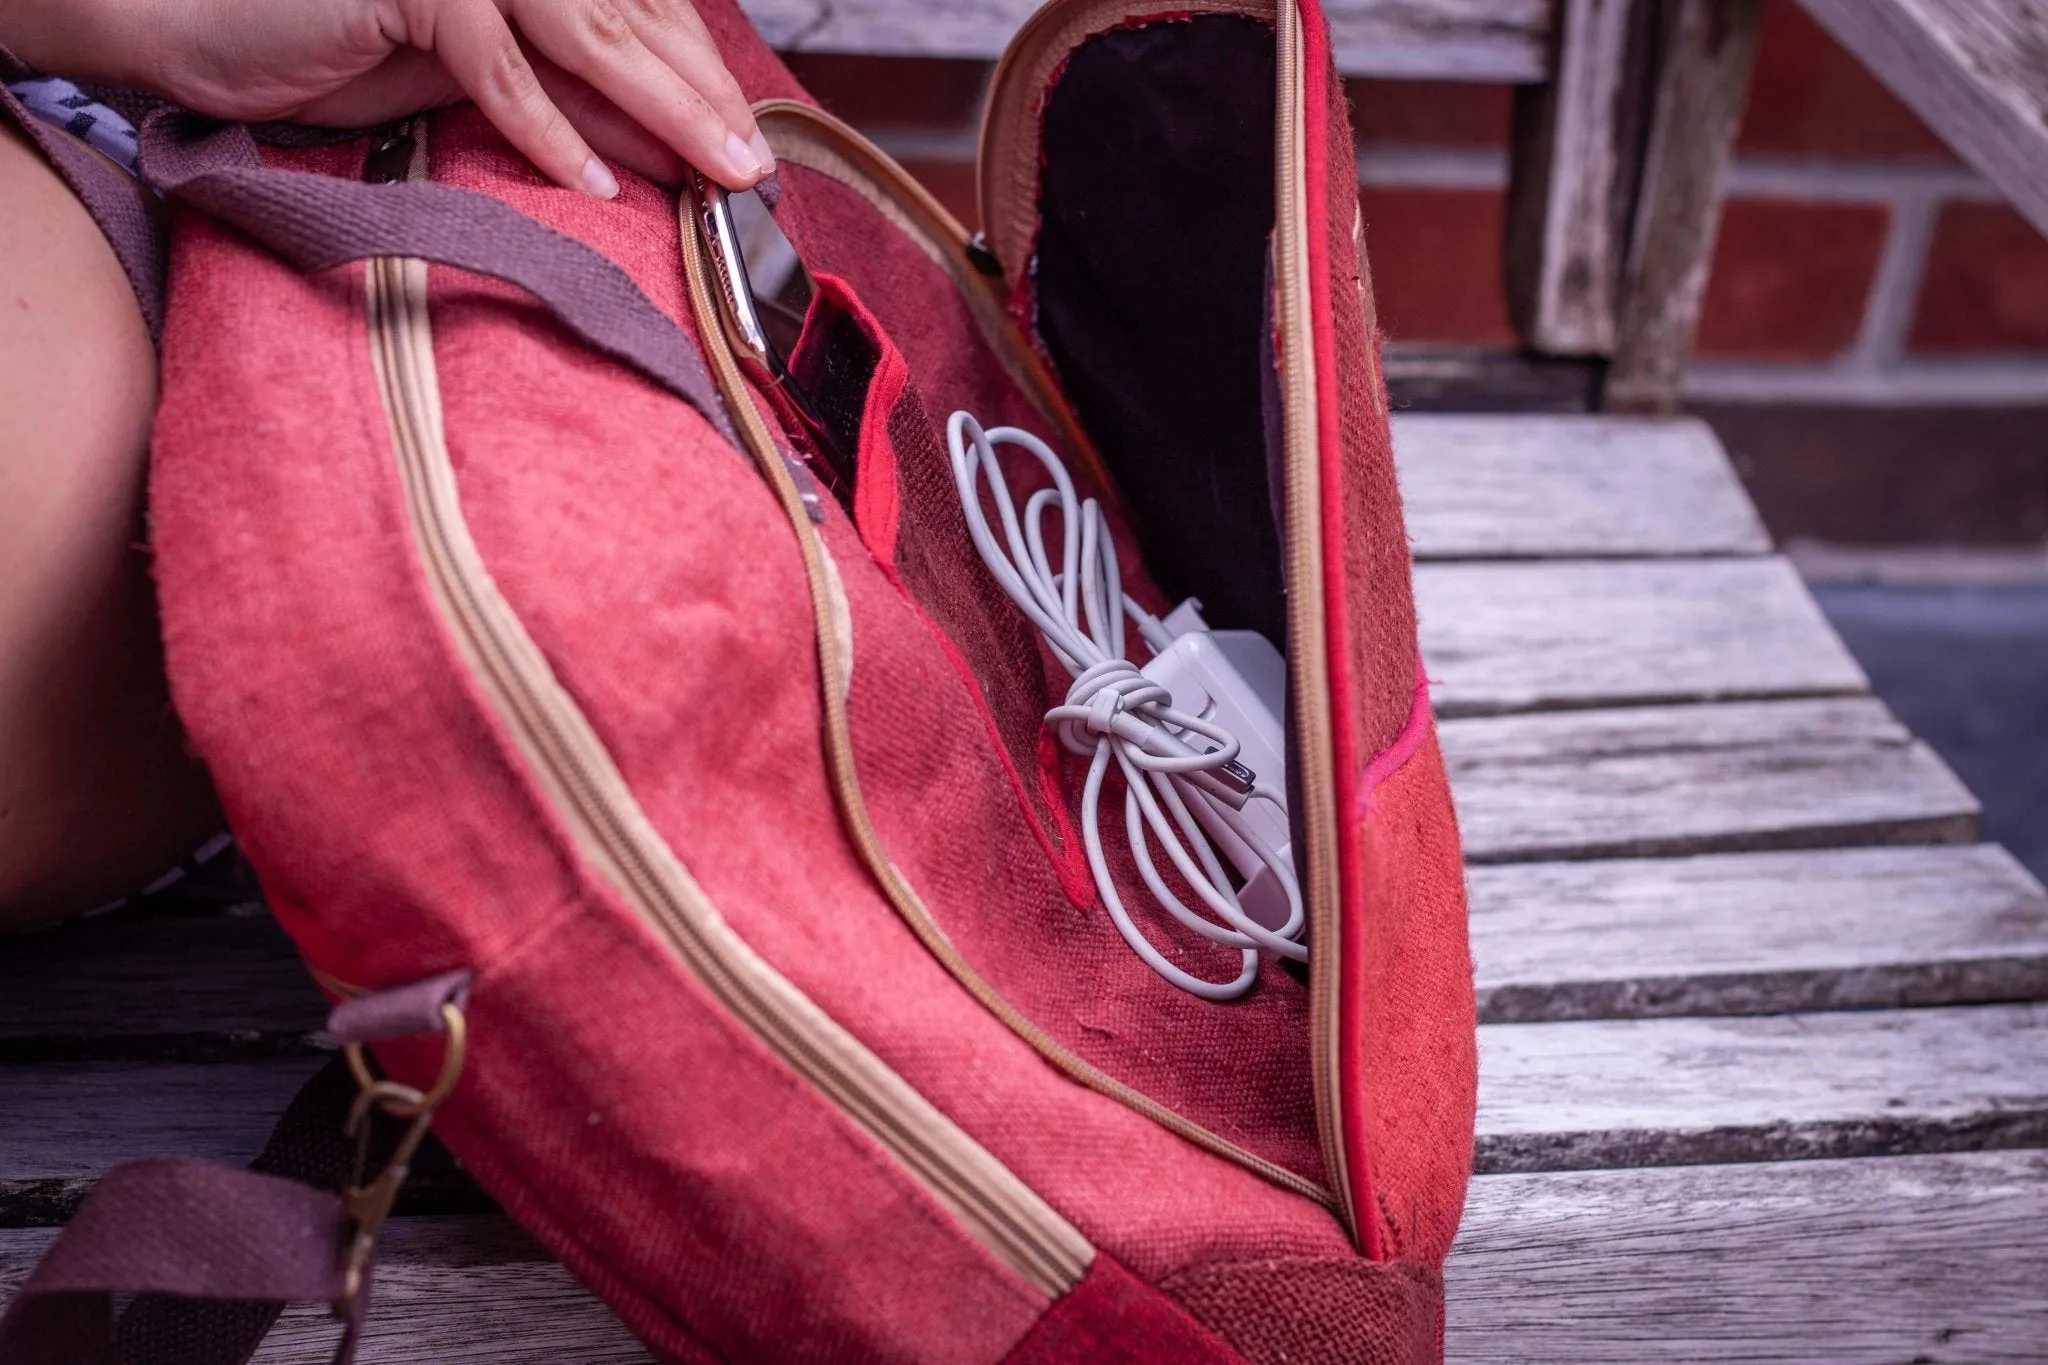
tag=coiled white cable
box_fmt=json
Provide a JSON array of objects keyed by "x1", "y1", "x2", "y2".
[{"x1": 947, "y1": 410, "x2": 1305, "y2": 1000}]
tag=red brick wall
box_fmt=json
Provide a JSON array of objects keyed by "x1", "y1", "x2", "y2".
[
  {"x1": 1911, "y1": 204, "x2": 2048, "y2": 353},
  {"x1": 779, "y1": 0, "x2": 2048, "y2": 402}
]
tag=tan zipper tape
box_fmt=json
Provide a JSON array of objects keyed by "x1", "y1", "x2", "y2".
[
  {"x1": 362, "y1": 144, "x2": 1092, "y2": 1298},
  {"x1": 750, "y1": 100, "x2": 1117, "y2": 506},
  {"x1": 685, "y1": 164, "x2": 1340, "y2": 1216},
  {"x1": 1269, "y1": 0, "x2": 1356, "y2": 1243}
]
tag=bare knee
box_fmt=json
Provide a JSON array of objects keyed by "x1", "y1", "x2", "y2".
[{"x1": 0, "y1": 124, "x2": 219, "y2": 928}]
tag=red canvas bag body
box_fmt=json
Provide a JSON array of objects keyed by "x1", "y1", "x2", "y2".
[{"x1": 3, "y1": 0, "x2": 1475, "y2": 1359}]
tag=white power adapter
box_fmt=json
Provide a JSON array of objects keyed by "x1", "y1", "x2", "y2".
[{"x1": 1137, "y1": 601, "x2": 1295, "y2": 933}]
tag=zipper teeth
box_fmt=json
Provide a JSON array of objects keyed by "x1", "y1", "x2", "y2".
[
  {"x1": 1271, "y1": 0, "x2": 1357, "y2": 1242},
  {"x1": 702, "y1": 158, "x2": 1339, "y2": 1215},
  {"x1": 366, "y1": 243, "x2": 1091, "y2": 1295}
]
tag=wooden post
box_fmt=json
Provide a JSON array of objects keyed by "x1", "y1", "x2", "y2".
[
  {"x1": 1603, "y1": 0, "x2": 1763, "y2": 414},
  {"x1": 1798, "y1": 0, "x2": 2048, "y2": 241},
  {"x1": 1504, "y1": 0, "x2": 1662, "y2": 356}
]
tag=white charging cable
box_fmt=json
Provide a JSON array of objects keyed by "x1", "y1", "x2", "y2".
[{"x1": 946, "y1": 410, "x2": 1305, "y2": 1000}]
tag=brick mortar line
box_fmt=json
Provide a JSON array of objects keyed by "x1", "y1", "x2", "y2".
[
  {"x1": 861, "y1": 129, "x2": 2045, "y2": 404},
  {"x1": 1685, "y1": 357, "x2": 2048, "y2": 406},
  {"x1": 1850, "y1": 192, "x2": 1939, "y2": 369},
  {"x1": 868, "y1": 130, "x2": 2007, "y2": 206},
  {"x1": 1348, "y1": 144, "x2": 2003, "y2": 202},
  {"x1": 1724, "y1": 157, "x2": 2000, "y2": 204}
]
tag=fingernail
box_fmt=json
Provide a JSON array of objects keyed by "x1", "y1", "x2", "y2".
[
  {"x1": 748, "y1": 130, "x2": 775, "y2": 175},
  {"x1": 581, "y1": 157, "x2": 620, "y2": 200},
  {"x1": 724, "y1": 130, "x2": 763, "y2": 182}
]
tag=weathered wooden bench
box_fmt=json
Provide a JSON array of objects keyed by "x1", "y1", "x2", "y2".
[{"x1": 4, "y1": 412, "x2": 2044, "y2": 1360}]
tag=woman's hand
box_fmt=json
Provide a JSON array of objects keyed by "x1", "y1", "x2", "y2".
[{"x1": 1, "y1": 0, "x2": 771, "y2": 193}]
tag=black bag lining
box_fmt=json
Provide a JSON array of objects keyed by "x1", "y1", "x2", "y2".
[{"x1": 1034, "y1": 14, "x2": 1286, "y2": 647}]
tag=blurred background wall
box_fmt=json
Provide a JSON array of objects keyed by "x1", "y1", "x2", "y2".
[{"x1": 780, "y1": 0, "x2": 2048, "y2": 550}]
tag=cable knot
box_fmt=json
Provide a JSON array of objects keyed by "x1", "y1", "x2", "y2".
[{"x1": 948, "y1": 409, "x2": 1304, "y2": 999}]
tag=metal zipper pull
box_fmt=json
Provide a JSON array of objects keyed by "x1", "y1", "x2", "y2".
[{"x1": 362, "y1": 120, "x2": 417, "y2": 185}]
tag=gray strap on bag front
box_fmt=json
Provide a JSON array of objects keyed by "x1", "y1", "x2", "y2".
[{"x1": 136, "y1": 108, "x2": 741, "y2": 447}]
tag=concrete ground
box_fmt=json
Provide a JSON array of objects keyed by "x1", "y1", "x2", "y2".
[{"x1": 1809, "y1": 579, "x2": 2048, "y2": 881}]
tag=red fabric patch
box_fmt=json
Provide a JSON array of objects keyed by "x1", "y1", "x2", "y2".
[
  {"x1": 1162, "y1": 1253, "x2": 1444, "y2": 1365},
  {"x1": 1345, "y1": 732, "x2": 1476, "y2": 1269},
  {"x1": 1004, "y1": 1257, "x2": 1243, "y2": 1364}
]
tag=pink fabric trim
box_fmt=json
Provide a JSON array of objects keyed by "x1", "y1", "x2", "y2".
[
  {"x1": 1353, "y1": 668, "x2": 1433, "y2": 821},
  {"x1": 794, "y1": 273, "x2": 908, "y2": 569}
]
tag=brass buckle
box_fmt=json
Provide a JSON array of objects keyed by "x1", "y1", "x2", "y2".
[{"x1": 335, "y1": 1001, "x2": 467, "y2": 1316}]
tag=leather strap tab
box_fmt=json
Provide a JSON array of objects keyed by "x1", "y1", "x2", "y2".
[
  {"x1": 0, "y1": 1159, "x2": 353, "y2": 1365},
  {"x1": 328, "y1": 969, "x2": 472, "y2": 1045}
]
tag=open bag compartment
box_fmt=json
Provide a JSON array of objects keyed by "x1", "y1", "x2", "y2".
[{"x1": 746, "y1": 1, "x2": 1349, "y2": 1215}]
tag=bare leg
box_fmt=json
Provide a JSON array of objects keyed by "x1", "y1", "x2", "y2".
[{"x1": 0, "y1": 123, "x2": 221, "y2": 929}]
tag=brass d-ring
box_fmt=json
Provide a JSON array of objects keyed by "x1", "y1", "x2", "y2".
[{"x1": 343, "y1": 1001, "x2": 468, "y2": 1118}]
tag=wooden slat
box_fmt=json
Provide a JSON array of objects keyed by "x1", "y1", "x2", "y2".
[
  {"x1": 257, "y1": 1219, "x2": 648, "y2": 1364},
  {"x1": 1392, "y1": 414, "x2": 1771, "y2": 560},
  {"x1": 1475, "y1": 1002, "x2": 2048, "y2": 1172},
  {"x1": 1441, "y1": 697, "x2": 1980, "y2": 863},
  {"x1": 11, "y1": 1157, "x2": 2044, "y2": 1362},
  {"x1": 1604, "y1": 0, "x2": 1764, "y2": 413},
  {"x1": 1322, "y1": 0, "x2": 1553, "y2": 79},
  {"x1": 26, "y1": 850, "x2": 2043, "y2": 1053},
  {"x1": 13, "y1": 1157, "x2": 2047, "y2": 1362},
  {"x1": 1799, "y1": 0, "x2": 2048, "y2": 240},
  {"x1": 1503, "y1": 0, "x2": 1651, "y2": 353},
  {"x1": 1417, "y1": 556, "x2": 1867, "y2": 716},
  {"x1": 0, "y1": 1218, "x2": 653, "y2": 1364},
  {"x1": 21, "y1": 1006, "x2": 2044, "y2": 1189},
  {"x1": 742, "y1": 0, "x2": 1555, "y2": 81},
  {"x1": 1448, "y1": 1151, "x2": 2048, "y2": 1362},
  {"x1": 0, "y1": 1060, "x2": 325, "y2": 1224},
  {"x1": 0, "y1": 913, "x2": 325, "y2": 1062},
  {"x1": 1472, "y1": 844, "x2": 2048, "y2": 1022}
]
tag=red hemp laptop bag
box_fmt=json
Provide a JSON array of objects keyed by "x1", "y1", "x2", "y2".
[{"x1": 1, "y1": 0, "x2": 1476, "y2": 1360}]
